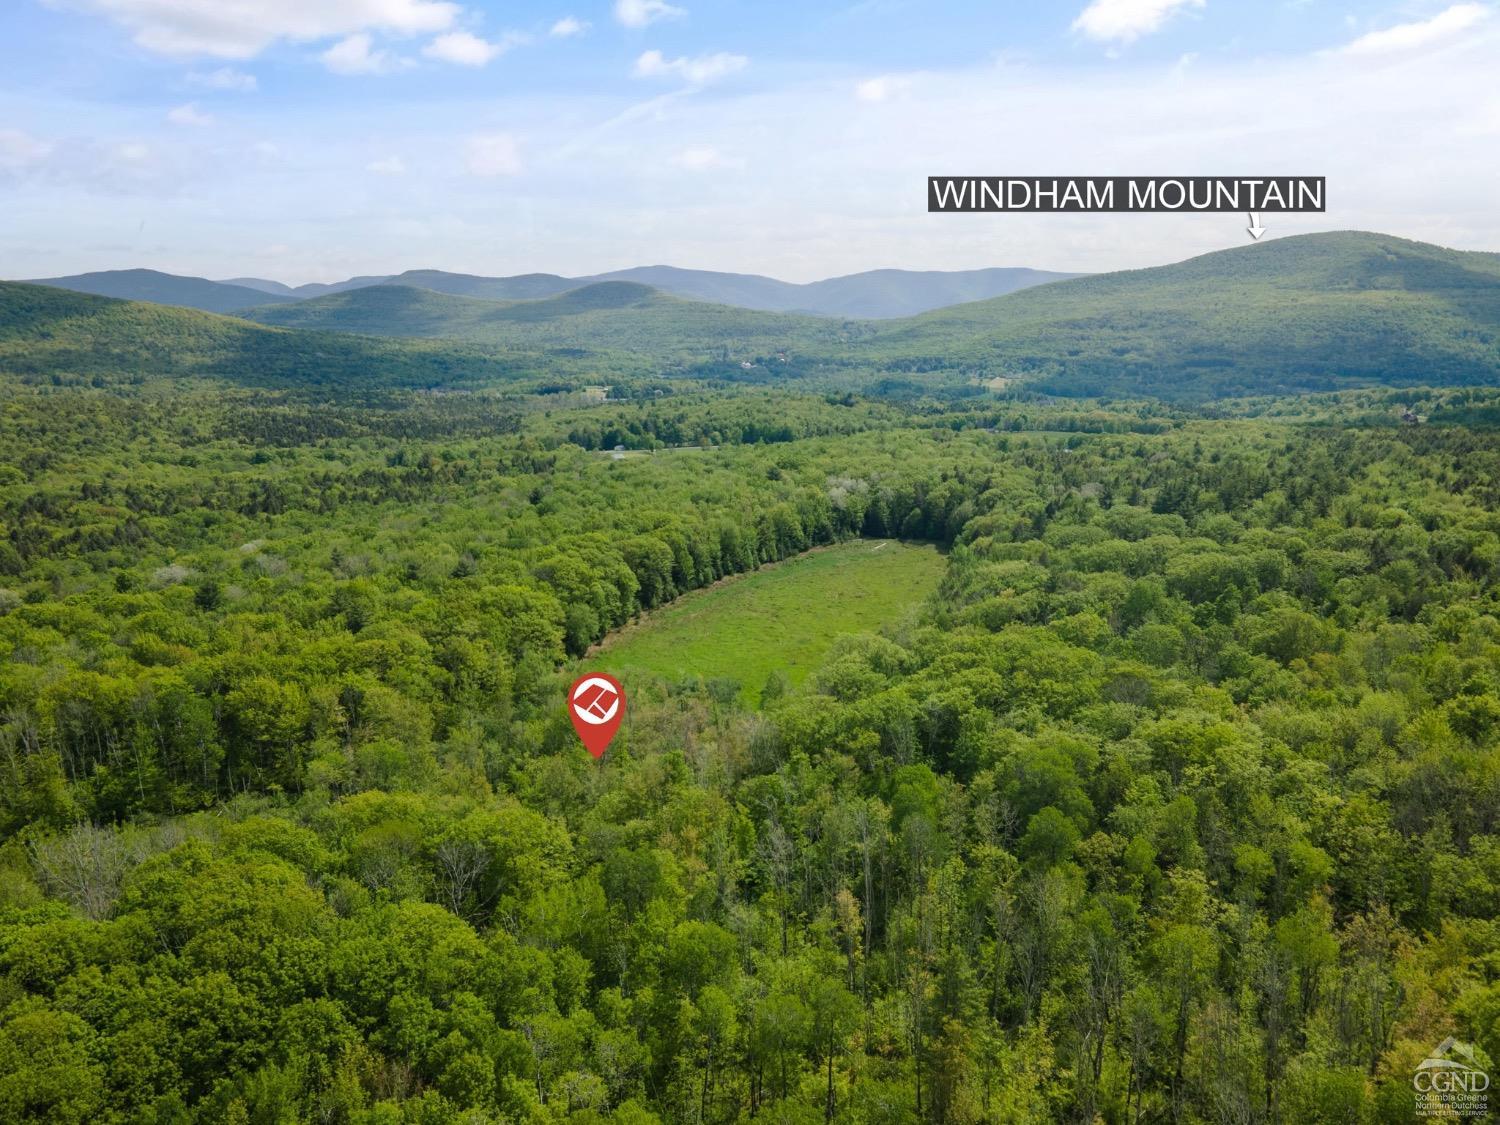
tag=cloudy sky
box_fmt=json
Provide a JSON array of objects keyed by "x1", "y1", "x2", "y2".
[{"x1": 1, "y1": 0, "x2": 1496, "y2": 283}]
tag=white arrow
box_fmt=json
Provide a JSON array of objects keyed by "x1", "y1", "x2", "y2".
[{"x1": 1246, "y1": 212, "x2": 1267, "y2": 241}]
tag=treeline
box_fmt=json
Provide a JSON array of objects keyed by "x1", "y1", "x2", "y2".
[
  {"x1": 548, "y1": 393, "x2": 892, "y2": 451},
  {"x1": 0, "y1": 417, "x2": 1002, "y2": 827}
]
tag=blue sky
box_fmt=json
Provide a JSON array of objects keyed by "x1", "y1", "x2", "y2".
[{"x1": 2, "y1": 0, "x2": 1497, "y2": 281}]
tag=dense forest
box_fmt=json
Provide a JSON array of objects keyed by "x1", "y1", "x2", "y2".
[{"x1": 0, "y1": 314, "x2": 1497, "y2": 1125}]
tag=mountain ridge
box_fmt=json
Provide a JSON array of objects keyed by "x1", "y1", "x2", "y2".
[
  {"x1": 221, "y1": 275, "x2": 395, "y2": 299},
  {"x1": 18, "y1": 263, "x2": 1081, "y2": 319},
  {"x1": 9, "y1": 232, "x2": 1500, "y2": 402},
  {"x1": 240, "y1": 280, "x2": 853, "y2": 357},
  {"x1": 866, "y1": 231, "x2": 1500, "y2": 398},
  {"x1": 21, "y1": 269, "x2": 298, "y2": 315},
  {"x1": 0, "y1": 280, "x2": 541, "y2": 389}
]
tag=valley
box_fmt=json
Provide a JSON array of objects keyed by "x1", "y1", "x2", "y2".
[
  {"x1": 0, "y1": 232, "x2": 1498, "y2": 1124},
  {"x1": 16, "y1": 231, "x2": 1498, "y2": 402}
]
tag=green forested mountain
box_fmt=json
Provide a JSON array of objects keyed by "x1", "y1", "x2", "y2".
[
  {"x1": 783, "y1": 266, "x2": 1082, "y2": 318},
  {"x1": 20, "y1": 269, "x2": 298, "y2": 314},
  {"x1": 241, "y1": 281, "x2": 859, "y2": 359},
  {"x1": 584, "y1": 265, "x2": 1081, "y2": 318},
  {"x1": 383, "y1": 270, "x2": 582, "y2": 301},
  {"x1": 20, "y1": 264, "x2": 1080, "y2": 320},
  {"x1": 221, "y1": 275, "x2": 396, "y2": 299},
  {"x1": 20, "y1": 235, "x2": 1499, "y2": 410},
  {"x1": 867, "y1": 232, "x2": 1500, "y2": 399},
  {"x1": 0, "y1": 281, "x2": 547, "y2": 389},
  {"x1": 239, "y1": 233, "x2": 1500, "y2": 402},
  {"x1": 239, "y1": 264, "x2": 1080, "y2": 318},
  {"x1": 24, "y1": 234, "x2": 1500, "y2": 406}
]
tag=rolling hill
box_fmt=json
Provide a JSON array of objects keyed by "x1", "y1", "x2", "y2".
[
  {"x1": 21, "y1": 269, "x2": 298, "y2": 314},
  {"x1": 241, "y1": 280, "x2": 857, "y2": 357},
  {"x1": 788, "y1": 267, "x2": 1080, "y2": 318},
  {"x1": 863, "y1": 232, "x2": 1500, "y2": 399},
  {"x1": 0, "y1": 281, "x2": 538, "y2": 388},
  {"x1": 373, "y1": 264, "x2": 1080, "y2": 317},
  {"x1": 380, "y1": 270, "x2": 581, "y2": 301},
  {"x1": 244, "y1": 233, "x2": 1500, "y2": 401},
  {"x1": 221, "y1": 275, "x2": 395, "y2": 298},
  {"x1": 19, "y1": 263, "x2": 1079, "y2": 320},
  {"x1": 10, "y1": 233, "x2": 1500, "y2": 401}
]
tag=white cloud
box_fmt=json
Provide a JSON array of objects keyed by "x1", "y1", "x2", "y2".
[
  {"x1": 422, "y1": 30, "x2": 524, "y2": 66},
  {"x1": 67, "y1": 0, "x2": 460, "y2": 59},
  {"x1": 367, "y1": 155, "x2": 407, "y2": 174},
  {"x1": 0, "y1": 130, "x2": 199, "y2": 196},
  {"x1": 855, "y1": 75, "x2": 912, "y2": 102},
  {"x1": 510, "y1": 24, "x2": 1498, "y2": 276},
  {"x1": 1340, "y1": 3, "x2": 1491, "y2": 56},
  {"x1": 614, "y1": 0, "x2": 685, "y2": 29},
  {"x1": 0, "y1": 130, "x2": 54, "y2": 174},
  {"x1": 321, "y1": 32, "x2": 409, "y2": 75},
  {"x1": 167, "y1": 102, "x2": 214, "y2": 126},
  {"x1": 633, "y1": 49, "x2": 747, "y2": 84},
  {"x1": 675, "y1": 145, "x2": 740, "y2": 171},
  {"x1": 9, "y1": 1, "x2": 1500, "y2": 282},
  {"x1": 1072, "y1": 0, "x2": 1205, "y2": 44},
  {"x1": 187, "y1": 67, "x2": 258, "y2": 91},
  {"x1": 466, "y1": 133, "x2": 521, "y2": 176},
  {"x1": 550, "y1": 16, "x2": 589, "y2": 37}
]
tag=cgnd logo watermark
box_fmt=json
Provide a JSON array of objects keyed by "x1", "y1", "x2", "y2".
[{"x1": 1413, "y1": 1037, "x2": 1490, "y2": 1119}]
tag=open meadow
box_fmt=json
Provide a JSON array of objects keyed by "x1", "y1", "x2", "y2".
[{"x1": 593, "y1": 539, "x2": 945, "y2": 704}]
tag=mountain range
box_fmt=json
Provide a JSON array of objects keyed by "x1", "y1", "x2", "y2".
[
  {"x1": 239, "y1": 232, "x2": 1500, "y2": 398},
  {"x1": 239, "y1": 279, "x2": 853, "y2": 358},
  {"x1": 0, "y1": 280, "x2": 539, "y2": 389},
  {"x1": 19, "y1": 263, "x2": 1080, "y2": 320},
  {"x1": 20, "y1": 269, "x2": 301, "y2": 315},
  {"x1": 220, "y1": 275, "x2": 396, "y2": 300},
  {"x1": 362, "y1": 265, "x2": 1081, "y2": 318},
  {"x1": 6, "y1": 232, "x2": 1499, "y2": 401}
]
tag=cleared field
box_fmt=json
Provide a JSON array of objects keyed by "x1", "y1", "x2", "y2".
[{"x1": 593, "y1": 539, "x2": 944, "y2": 705}]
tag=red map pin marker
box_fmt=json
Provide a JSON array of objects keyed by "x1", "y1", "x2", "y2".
[{"x1": 568, "y1": 673, "x2": 625, "y2": 759}]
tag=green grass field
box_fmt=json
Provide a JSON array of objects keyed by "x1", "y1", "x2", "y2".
[{"x1": 593, "y1": 539, "x2": 944, "y2": 705}]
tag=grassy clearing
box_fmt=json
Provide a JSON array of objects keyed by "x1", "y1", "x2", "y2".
[{"x1": 592, "y1": 539, "x2": 944, "y2": 706}]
